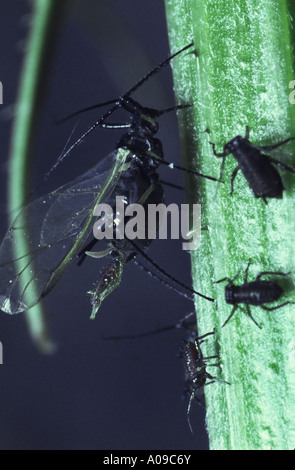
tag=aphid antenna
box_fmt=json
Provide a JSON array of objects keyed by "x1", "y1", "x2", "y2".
[
  {"x1": 123, "y1": 41, "x2": 194, "y2": 97},
  {"x1": 51, "y1": 101, "x2": 125, "y2": 174},
  {"x1": 214, "y1": 261, "x2": 244, "y2": 286},
  {"x1": 44, "y1": 120, "x2": 81, "y2": 181},
  {"x1": 60, "y1": 42, "x2": 195, "y2": 124},
  {"x1": 130, "y1": 240, "x2": 215, "y2": 303},
  {"x1": 56, "y1": 98, "x2": 119, "y2": 124},
  {"x1": 186, "y1": 372, "x2": 231, "y2": 434},
  {"x1": 186, "y1": 393, "x2": 202, "y2": 434},
  {"x1": 186, "y1": 379, "x2": 217, "y2": 434},
  {"x1": 56, "y1": 42, "x2": 194, "y2": 123},
  {"x1": 56, "y1": 92, "x2": 191, "y2": 127},
  {"x1": 52, "y1": 42, "x2": 195, "y2": 171}
]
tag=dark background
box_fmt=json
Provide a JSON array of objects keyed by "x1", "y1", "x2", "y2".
[{"x1": 0, "y1": 0, "x2": 208, "y2": 450}]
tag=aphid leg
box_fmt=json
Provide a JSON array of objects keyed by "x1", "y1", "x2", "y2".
[
  {"x1": 97, "y1": 102, "x2": 131, "y2": 129},
  {"x1": 245, "y1": 305, "x2": 262, "y2": 329},
  {"x1": 157, "y1": 103, "x2": 193, "y2": 116},
  {"x1": 160, "y1": 180, "x2": 183, "y2": 191},
  {"x1": 177, "y1": 311, "x2": 197, "y2": 330},
  {"x1": 131, "y1": 240, "x2": 215, "y2": 302},
  {"x1": 203, "y1": 132, "x2": 228, "y2": 187},
  {"x1": 256, "y1": 136, "x2": 295, "y2": 152},
  {"x1": 204, "y1": 371, "x2": 230, "y2": 385},
  {"x1": 99, "y1": 121, "x2": 131, "y2": 130},
  {"x1": 229, "y1": 165, "x2": 240, "y2": 196},
  {"x1": 222, "y1": 304, "x2": 239, "y2": 327},
  {"x1": 196, "y1": 329, "x2": 216, "y2": 342},
  {"x1": 216, "y1": 155, "x2": 227, "y2": 193},
  {"x1": 77, "y1": 238, "x2": 98, "y2": 266},
  {"x1": 203, "y1": 357, "x2": 220, "y2": 366},
  {"x1": 243, "y1": 258, "x2": 252, "y2": 283},
  {"x1": 267, "y1": 157, "x2": 295, "y2": 175},
  {"x1": 85, "y1": 248, "x2": 113, "y2": 259},
  {"x1": 253, "y1": 190, "x2": 267, "y2": 203},
  {"x1": 255, "y1": 270, "x2": 290, "y2": 281},
  {"x1": 103, "y1": 312, "x2": 198, "y2": 341},
  {"x1": 208, "y1": 145, "x2": 228, "y2": 187},
  {"x1": 203, "y1": 379, "x2": 216, "y2": 386},
  {"x1": 215, "y1": 276, "x2": 232, "y2": 285},
  {"x1": 244, "y1": 126, "x2": 250, "y2": 140},
  {"x1": 260, "y1": 301, "x2": 295, "y2": 311},
  {"x1": 132, "y1": 256, "x2": 195, "y2": 302},
  {"x1": 208, "y1": 141, "x2": 226, "y2": 158}
]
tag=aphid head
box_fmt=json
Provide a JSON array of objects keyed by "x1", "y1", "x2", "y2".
[
  {"x1": 224, "y1": 135, "x2": 244, "y2": 154},
  {"x1": 224, "y1": 285, "x2": 235, "y2": 304},
  {"x1": 139, "y1": 112, "x2": 160, "y2": 135},
  {"x1": 121, "y1": 96, "x2": 160, "y2": 135}
]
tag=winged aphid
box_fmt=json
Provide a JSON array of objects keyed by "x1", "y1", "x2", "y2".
[{"x1": 0, "y1": 42, "x2": 218, "y2": 318}]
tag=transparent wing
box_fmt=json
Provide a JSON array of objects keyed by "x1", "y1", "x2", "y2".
[{"x1": 0, "y1": 149, "x2": 129, "y2": 314}]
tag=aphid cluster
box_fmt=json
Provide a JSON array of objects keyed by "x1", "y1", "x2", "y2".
[
  {"x1": 179, "y1": 105, "x2": 295, "y2": 429},
  {"x1": 0, "y1": 42, "x2": 294, "y2": 435}
]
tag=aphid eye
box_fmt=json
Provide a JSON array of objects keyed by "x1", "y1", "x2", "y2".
[
  {"x1": 147, "y1": 119, "x2": 159, "y2": 134},
  {"x1": 223, "y1": 143, "x2": 231, "y2": 153},
  {"x1": 225, "y1": 137, "x2": 240, "y2": 152}
]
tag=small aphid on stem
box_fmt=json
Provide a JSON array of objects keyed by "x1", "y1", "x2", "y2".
[
  {"x1": 208, "y1": 127, "x2": 295, "y2": 203},
  {"x1": 215, "y1": 258, "x2": 294, "y2": 328},
  {"x1": 180, "y1": 329, "x2": 229, "y2": 433}
]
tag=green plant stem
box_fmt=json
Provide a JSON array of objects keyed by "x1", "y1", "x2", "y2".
[
  {"x1": 9, "y1": 0, "x2": 66, "y2": 353},
  {"x1": 165, "y1": 0, "x2": 295, "y2": 450}
]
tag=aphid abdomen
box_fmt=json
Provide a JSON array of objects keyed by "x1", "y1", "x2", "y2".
[
  {"x1": 89, "y1": 256, "x2": 126, "y2": 319},
  {"x1": 225, "y1": 281, "x2": 283, "y2": 306},
  {"x1": 180, "y1": 340, "x2": 203, "y2": 382},
  {"x1": 233, "y1": 146, "x2": 284, "y2": 199},
  {"x1": 110, "y1": 156, "x2": 164, "y2": 253}
]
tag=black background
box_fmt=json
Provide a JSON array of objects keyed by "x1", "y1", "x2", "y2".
[{"x1": 0, "y1": 0, "x2": 208, "y2": 450}]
